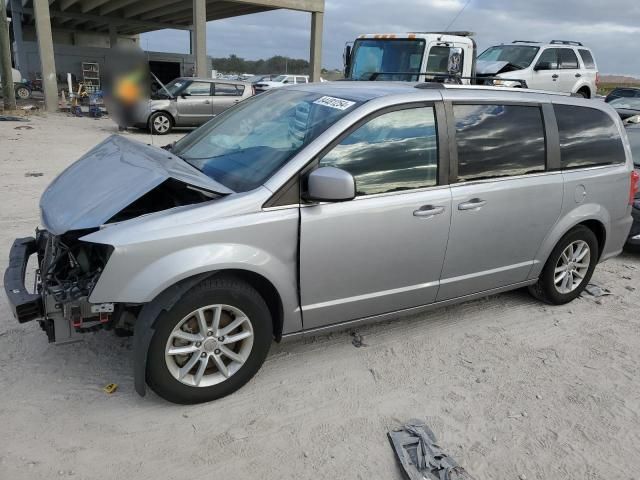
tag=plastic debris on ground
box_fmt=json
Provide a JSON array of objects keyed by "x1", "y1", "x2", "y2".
[
  {"x1": 388, "y1": 419, "x2": 476, "y2": 480},
  {"x1": 0, "y1": 115, "x2": 29, "y2": 122},
  {"x1": 582, "y1": 283, "x2": 612, "y2": 298},
  {"x1": 103, "y1": 383, "x2": 118, "y2": 394}
]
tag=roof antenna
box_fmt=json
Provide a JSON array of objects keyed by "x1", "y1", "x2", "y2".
[{"x1": 444, "y1": 0, "x2": 471, "y2": 32}]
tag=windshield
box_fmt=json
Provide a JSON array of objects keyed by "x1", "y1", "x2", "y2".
[
  {"x1": 156, "y1": 78, "x2": 188, "y2": 97},
  {"x1": 478, "y1": 45, "x2": 540, "y2": 69},
  {"x1": 272, "y1": 75, "x2": 288, "y2": 83},
  {"x1": 172, "y1": 89, "x2": 363, "y2": 192},
  {"x1": 609, "y1": 97, "x2": 640, "y2": 112},
  {"x1": 349, "y1": 39, "x2": 426, "y2": 81}
]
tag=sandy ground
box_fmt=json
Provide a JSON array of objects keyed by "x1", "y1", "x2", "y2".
[{"x1": 1, "y1": 113, "x2": 640, "y2": 480}]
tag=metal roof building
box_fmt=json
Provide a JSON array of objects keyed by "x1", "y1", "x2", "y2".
[{"x1": 7, "y1": 0, "x2": 325, "y2": 111}]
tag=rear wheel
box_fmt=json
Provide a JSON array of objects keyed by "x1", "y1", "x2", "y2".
[
  {"x1": 149, "y1": 111, "x2": 173, "y2": 135},
  {"x1": 529, "y1": 226, "x2": 598, "y2": 304},
  {"x1": 575, "y1": 89, "x2": 590, "y2": 99},
  {"x1": 146, "y1": 276, "x2": 272, "y2": 404}
]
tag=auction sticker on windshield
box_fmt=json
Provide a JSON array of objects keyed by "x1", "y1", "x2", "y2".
[{"x1": 313, "y1": 96, "x2": 356, "y2": 111}]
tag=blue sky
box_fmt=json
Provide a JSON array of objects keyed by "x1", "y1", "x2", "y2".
[{"x1": 141, "y1": 0, "x2": 640, "y2": 76}]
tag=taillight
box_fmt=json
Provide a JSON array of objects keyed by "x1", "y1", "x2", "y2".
[{"x1": 630, "y1": 170, "x2": 639, "y2": 205}]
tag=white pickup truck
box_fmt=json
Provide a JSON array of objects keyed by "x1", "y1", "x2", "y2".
[{"x1": 0, "y1": 67, "x2": 32, "y2": 100}]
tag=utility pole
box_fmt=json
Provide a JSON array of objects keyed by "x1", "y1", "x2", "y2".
[{"x1": 0, "y1": 0, "x2": 17, "y2": 110}]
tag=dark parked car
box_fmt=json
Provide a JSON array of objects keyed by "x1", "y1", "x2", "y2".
[
  {"x1": 608, "y1": 96, "x2": 640, "y2": 121},
  {"x1": 626, "y1": 123, "x2": 640, "y2": 250},
  {"x1": 605, "y1": 87, "x2": 640, "y2": 103}
]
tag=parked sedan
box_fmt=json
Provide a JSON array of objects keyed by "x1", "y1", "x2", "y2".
[
  {"x1": 608, "y1": 96, "x2": 640, "y2": 121},
  {"x1": 123, "y1": 77, "x2": 253, "y2": 134}
]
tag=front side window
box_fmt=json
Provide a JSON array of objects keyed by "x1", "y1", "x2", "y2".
[
  {"x1": 536, "y1": 49, "x2": 559, "y2": 69},
  {"x1": 183, "y1": 81, "x2": 212, "y2": 96},
  {"x1": 453, "y1": 104, "x2": 546, "y2": 182},
  {"x1": 478, "y1": 45, "x2": 540, "y2": 70},
  {"x1": 349, "y1": 39, "x2": 426, "y2": 81},
  {"x1": 319, "y1": 106, "x2": 438, "y2": 196},
  {"x1": 172, "y1": 89, "x2": 363, "y2": 192},
  {"x1": 558, "y1": 49, "x2": 579, "y2": 69},
  {"x1": 578, "y1": 49, "x2": 596, "y2": 69},
  {"x1": 555, "y1": 105, "x2": 626, "y2": 168}
]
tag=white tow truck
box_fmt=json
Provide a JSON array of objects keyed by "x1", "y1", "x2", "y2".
[{"x1": 343, "y1": 32, "x2": 477, "y2": 83}]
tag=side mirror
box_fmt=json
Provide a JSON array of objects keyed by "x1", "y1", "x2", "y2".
[
  {"x1": 534, "y1": 62, "x2": 552, "y2": 71},
  {"x1": 344, "y1": 44, "x2": 352, "y2": 77},
  {"x1": 448, "y1": 47, "x2": 463, "y2": 75},
  {"x1": 304, "y1": 167, "x2": 356, "y2": 202}
]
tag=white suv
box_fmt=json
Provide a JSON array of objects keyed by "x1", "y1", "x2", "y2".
[
  {"x1": 477, "y1": 40, "x2": 598, "y2": 98},
  {"x1": 254, "y1": 74, "x2": 309, "y2": 92}
]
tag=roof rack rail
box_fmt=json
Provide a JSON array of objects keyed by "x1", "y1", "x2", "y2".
[
  {"x1": 512, "y1": 40, "x2": 541, "y2": 44},
  {"x1": 550, "y1": 40, "x2": 583, "y2": 46},
  {"x1": 360, "y1": 71, "x2": 529, "y2": 89}
]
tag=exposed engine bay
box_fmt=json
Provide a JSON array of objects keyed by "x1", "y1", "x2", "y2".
[{"x1": 35, "y1": 229, "x2": 117, "y2": 343}]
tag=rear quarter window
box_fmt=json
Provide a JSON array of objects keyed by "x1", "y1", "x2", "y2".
[
  {"x1": 578, "y1": 49, "x2": 596, "y2": 69},
  {"x1": 554, "y1": 105, "x2": 626, "y2": 168}
]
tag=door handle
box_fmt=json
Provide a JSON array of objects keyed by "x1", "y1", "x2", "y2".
[
  {"x1": 458, "y1": 198, "x2": 487, "y2": 211},
  {"x1": 575, "y1": 73, "x2": 582, "y2": 78},
  {"x1": 413, "y1": 205, "x2": 445, "y2": 218},
  {"x1": 204, "y1": 100, "x2": 211, "y2": 104},
  {"x1": 552, "y1": 74, "x2": 559, "y2": 79}
]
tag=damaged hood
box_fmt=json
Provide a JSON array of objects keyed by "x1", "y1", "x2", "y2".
[
  {"x1": 40, "y1": 135, "x2": 233, "y2": 235},
  {"x1": 475, "y1": 60, "x2": 521, "y2": 75}
]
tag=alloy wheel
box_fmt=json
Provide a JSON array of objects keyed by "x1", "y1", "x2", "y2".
[
  {"x1": 554, "y1": 240, "x2": 591, "y2": 294},
  {"x1": 153, "y1": 115, "x2": 171, "y2": 133},
  {"x1": 164, "y1": 304, "x2": 254, "y2": 387}
]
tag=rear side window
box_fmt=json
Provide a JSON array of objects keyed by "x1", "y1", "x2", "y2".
[
  {"x1": 215, "y1": 83, "x2": 243, "y2": 96},
  {"x1": 558, "y1": 49, "x2": 579, "y2": 69},
  {"x1": 578, "y1": 49, "x2": 596, "y2": 69},
  {"x1": 453, "y1": 104, "x2": 546, "y2": 182},
  {"x1": 319, "y1": 106, "x2": 438, "y2": 195},
  {"x1": 554, "y1": 105, "x2": 626, "y2": 168}
]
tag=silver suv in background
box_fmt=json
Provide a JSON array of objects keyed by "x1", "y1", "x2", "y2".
[
  {"x1": 5, "y1": 82, "x2": 635, "y2": 404},
  {"x1": 120, "y1": 77, "x2": 254, "y2": 134},
  {"x1": 477, "y1": 40, "x2": 598, "y2": 97}
]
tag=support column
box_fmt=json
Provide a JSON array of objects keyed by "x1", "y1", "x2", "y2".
[
  {"x1": 0, "y1": 0, "x2": 16, "y2": 109},
  {"x1": 10, "y1": 0, "x2": 27, "y2": 73},
  {"x1": 33, "y1": 0, "x2": 58, "y2": 112},
  {"x1": 192, "y1": 0, "x2": 207, "y2": 78},
  {"x1": 309, "y1": 11, "x2": 323, "y2": 83},
  {"x1": 109, "y1": 25, "x2": 117, "y2": 48}
]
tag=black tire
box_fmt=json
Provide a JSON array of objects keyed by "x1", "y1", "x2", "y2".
[
  {"x1": 146, "y1": 276, "x2": 273, "y2": 404},
  {"x1": 149, "y1": 111, "x2": 173, "y2": 135},
  {"x1": 575, "y1": 89, "x2": 589, "y2": 99},
  {"x1": 529, "y1": 225, "x2": 598, "y2": 305},
  {"x1": 15, "y1": 86, "x2": 31, "y2": 100}
]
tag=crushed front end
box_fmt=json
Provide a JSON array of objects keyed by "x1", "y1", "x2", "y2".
[{"x1": 4, "y1": 229, "x2": 117, "y2": 344}]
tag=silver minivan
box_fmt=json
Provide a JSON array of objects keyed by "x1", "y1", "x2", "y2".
[
  {"x1": 125, "y1": 77, "x2": 253, "y2": 134},
  {"x1": 5, "y1": 82, "x2": 636, "y2": 404}
]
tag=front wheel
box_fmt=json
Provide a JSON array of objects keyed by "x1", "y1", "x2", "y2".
[
  {"x1": 529, "y1": 226, "x2": 598, "y2": 304},
  {"x1": 149, "y1": 111, "x2": 173, "y2": 135},
  {"x1": 146, "y1": 276, "x2": 273, "y2": 404},
  {"x1": 15, "y1": 85, "x2": 31, "y2": 100}
]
